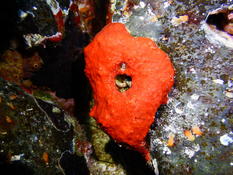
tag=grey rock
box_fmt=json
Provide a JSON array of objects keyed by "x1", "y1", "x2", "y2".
[{"x1": 111, "y1": 0, "x2": 233, "y2": 174}]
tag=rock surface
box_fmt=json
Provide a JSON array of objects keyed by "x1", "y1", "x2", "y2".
[
  {"x1": 0, "y1": 0, "x2": 233, "y2": 174},
  {"x1": 110, "y1": 0, "x2": 233, "y2": 174},
  {"x1": 0, "y1": 78, "x2": 73, "y2": 174},
  {"x1": 0, "y1": 78, "x2": 127, "y2": 175}
]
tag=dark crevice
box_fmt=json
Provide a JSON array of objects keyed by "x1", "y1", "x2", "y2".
[
  {"x1": 59, "y1": 151, "x2": 90, "y2": 175},
  {"x1": 0, "y1": 153, "x2": 34, "y2": 175},
  {"x1": 105, "y1": 140, "x2": 155, "y2": 175},
  {"x1": 0, "y1": 0, "x2": 20, "y2": 53},
  {"x1": 206, "y1": 12, "x2": 229, "y2": 30},
  {"x1": 206, "y1": 8, "x2": 233, "y2": 35}
]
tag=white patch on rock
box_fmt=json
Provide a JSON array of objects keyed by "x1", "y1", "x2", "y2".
[
  {"x1": 151, "y1": 159, "x2": 159, "y2": 175},
  {"x1": 163, "y1": 146, "x2": 171, "y2": 155},
  {"x1": 220, "y1": 134, "x2": 233, "y2": 146},
  {"x1": 164, "y1": 2, "x2": 170, "y2": 8},
  {"x1": 213, "y1": 79, "x2": 224, "y2": 85},
  {"x1": 139, "y1": 16, "x2": 144, "y2": 20},
  {"x1": 11, "y1": 154, "x2": 24, "y2": 161},
  {"x1": 189, "y1": 67, "x2": 197, "y2": 74},
  {"x1": 202, "y1": 22, "x2": 233, "y2": 49},
  {"x1": 139, "y1": 1, "x2": 146, "y2": 8},
  {"x1": 52, "y1": 106, "x2": 61, "y2": 113},
  {"x1": 18, "y1": 10, "x2": 28, "y2": 19},
  {"x1": 184, "y1": 144, "x2": 200, "y2": 158},
  {"x1": 184, "y1": 148, "x2": 195, "y2": 158},
  {"x1": 45, "y1": 0, "x2": 60, "y2": 15},
  {"x1": 191, "y1": 94, "x2": 199, "y2": 101},
  {"x1": 187, "y1": 101, "x2": 194, "y2": 109},
  {"x1": 175, "y1": 107, "x2": 183, "y2": 114},
  {"x1": 224, "y1": 91, "x2": 233, "y2": 98}
]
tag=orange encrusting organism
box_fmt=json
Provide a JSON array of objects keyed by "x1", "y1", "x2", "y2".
[
  {"x1": 84, "y1": 23, "x2": 174, "y2": 160},
  {"x1": 192, "y1": 126, "x2": 203, "y2": 136},
  {"x1": 167, "y1": 133, "x2": 175, "y2": 147},
  {"x1": 184, "y1": 130, "x2": 195, "y2": 141}
]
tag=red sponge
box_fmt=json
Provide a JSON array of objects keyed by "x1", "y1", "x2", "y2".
[{"x1": 84, "y1": 23, "x2": 174, "y2": 160}]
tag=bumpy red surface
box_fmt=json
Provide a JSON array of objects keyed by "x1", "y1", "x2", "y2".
[{"x1": 84, "y1": 23, "x2": 174, "y2": 160}]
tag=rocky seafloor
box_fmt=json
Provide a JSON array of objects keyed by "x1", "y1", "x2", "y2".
[{"x1": 0, "y1": 0, "x2": 232, "y2": 175}]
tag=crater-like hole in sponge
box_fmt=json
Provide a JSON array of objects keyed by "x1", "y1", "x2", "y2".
[{"x1": 115, "y1": 74, "x2": 132, "y2": 92}]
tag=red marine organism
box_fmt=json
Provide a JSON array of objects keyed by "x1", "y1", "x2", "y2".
[{"x1": 84, "y1": 23, "x2": 174, "y2": 160}]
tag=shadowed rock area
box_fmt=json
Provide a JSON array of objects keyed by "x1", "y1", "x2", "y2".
[{"x1": 0, "y1": 0, "x2": 233, "y2": 174}]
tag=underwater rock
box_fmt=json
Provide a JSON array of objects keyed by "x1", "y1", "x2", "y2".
[
  {"x1": 0, "y1": 78, "x2": 129, "y2": 175},
  {"x1": 84, "y1": 23, "x2": 174, "y2": 160},
  {"x1": 110, "y1": 0, "x2": 233, "y2": 174},
  {"x1": 0, "y1": 78, "x2": 74, "y2": 174},
  {"x1": 0, "y1": 50, "x2": 43, "y2": 85},
  {"x1": 1, "y1": 0, "x2": 232, "y2": 174},
  {"x1": 17, "y1": 0, "x2": 105, "y2": 47},
  {"x1": 17, "y1": 0, "x2": 64, "y2": 45}
]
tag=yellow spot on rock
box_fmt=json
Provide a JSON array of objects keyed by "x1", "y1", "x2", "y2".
[
  {"x1": 192, "y1": 126, "x2": 203, "y2": 136},
  {"x1": 42, "y1": 152, "x2": 49, "y2": 164},
  {"x1": 9, "y1": 94, "x2": 17, "y2": 100},
  {"x1": 172, "y1": 15, "x2": 189, "y2": 26},
  {"x1": 150, "y1": 15, "x2": 159, "y2": 22},
  {"x1": 7, "y1": 102, "x2": 15, "y2": 110},
  {"x1": 167, "y1": 133, "x2": 175, "y2": 147},
  {"x1": 5, "y1": 116, "x2": 13, "y2": 124},
  {"x1": 184, "y1": 130, "x2": 195, "y2": 141}
]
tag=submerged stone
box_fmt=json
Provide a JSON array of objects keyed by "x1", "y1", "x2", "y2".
[
  {"x1": 110, "y1": 0, "x2": 233, "y2": 174},
  {"x1": 0, "y1": 78, "x2": 73, "y2": 174}
]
